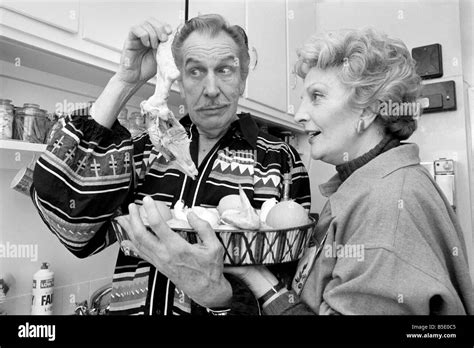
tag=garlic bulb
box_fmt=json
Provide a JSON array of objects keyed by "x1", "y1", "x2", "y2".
[{"x1": 220, "y1": 186, "x2": 260, "y2": 230}]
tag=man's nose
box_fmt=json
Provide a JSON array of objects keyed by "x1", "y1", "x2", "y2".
[{"x1": 203, "y1": 73, "x2": 220, "y2": 98}]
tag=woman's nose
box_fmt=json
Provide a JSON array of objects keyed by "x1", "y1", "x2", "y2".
[
  {"x1": 204, "y1": 73, "x2": 220, "y2": 98},
  {"x1": 294, "y1": 105, "x2": 310, "y2": 125}
]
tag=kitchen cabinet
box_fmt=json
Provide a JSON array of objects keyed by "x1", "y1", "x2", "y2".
[
  {"x1": 0, "y1": 2, "x2": 116, "y2": 72},
  {"x1": 245, "y1": 0, "x2": 287, "y2": 112},
  {"x1": 188, "y1": 0, "x2": 246, "y2": 28},
  {"x1": 189, "y1": 0, "x2": 296, "y2": 115},
  {"x1": 81, "y1": 1, "x2": 185, "y2": 53},
  {"x1": 0, "y1": 0, "x2": 304, "y2": 134},
  {"x1": 0, "y1": 1, "x2": 80, "y2": 33},
  {"x1": 286, "y1": 0, "x2": 317, "y2": 115}
]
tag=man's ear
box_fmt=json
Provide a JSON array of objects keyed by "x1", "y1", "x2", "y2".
[
  {"x1": 239, "y1": 80, "x2": 246, "y2": 96},
  {"x1": 177, "y1": 79, "x2": 185, "y2": 99}
]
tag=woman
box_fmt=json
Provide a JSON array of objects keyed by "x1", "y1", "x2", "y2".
[{"x1": 227, "y1": 28, "x2": 474, "y2": 315}]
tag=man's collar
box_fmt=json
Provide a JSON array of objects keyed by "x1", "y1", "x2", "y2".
[
  {"x1": 234, "y1": 112, "x2": 259, "y2": 149},
  {"x1": 179, "y1": 113, "x2": 259, "y2": 149}
]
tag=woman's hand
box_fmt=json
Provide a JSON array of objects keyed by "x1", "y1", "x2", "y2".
[
  {"x1": 116, "y1": 196, "x2": 232, "y2": 309},
  {"x1": 225, "y1": 265, "x2": 279, "y2": 299},
  {"x1": 116, "y1": 18, "x2": 172, "y2": 86}
]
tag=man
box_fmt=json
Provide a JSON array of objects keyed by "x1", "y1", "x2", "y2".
[{"x1": 31, "y1": 14, "x2": 310, "y2": 315}]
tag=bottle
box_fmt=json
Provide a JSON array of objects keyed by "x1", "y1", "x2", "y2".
[
  {"x1": 282, "y1": 160, "x2": 293, "y2": 201},
  {"x1": 31, "y1": 263, "x2": 54, "y2": 315}
]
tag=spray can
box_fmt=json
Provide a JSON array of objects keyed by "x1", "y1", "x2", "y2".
[{"x1": 31, "y1": 263, "x2": 54, "y2": 315}]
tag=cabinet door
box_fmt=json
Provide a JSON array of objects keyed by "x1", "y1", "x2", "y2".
[
  {"x1": 189, "y1": 0, "x2": 246, "y2": 28},
  {"x1": 246, "y1": 0, "x2": 287, "y2": 112},
  {"x1": 287, "y1": 0, "x2": 317, "y2": 115},
  {"x1": 81, "y1": 1, "x2": 185, "y2": 52},
  {"x1": 1, "y1": 1, "x2": 79, "y2": 33}
]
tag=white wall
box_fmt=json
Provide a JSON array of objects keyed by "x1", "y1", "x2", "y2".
[{"x1": 0, "y1": 62, "x2": 132, "y2": 314}]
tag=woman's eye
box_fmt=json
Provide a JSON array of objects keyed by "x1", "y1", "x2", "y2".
[{"x1": 310, "y1": 92, "x2": 322, "y2": 103}]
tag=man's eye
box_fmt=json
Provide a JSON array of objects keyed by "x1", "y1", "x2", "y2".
[
  {"x1": 219, "y1": 67, "x2": 232, "y2": 75},
  {"x1": 189, "y1": 68, "x2": 201, "y2": 77}
]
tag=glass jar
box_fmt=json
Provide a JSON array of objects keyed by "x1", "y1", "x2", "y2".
[
  {"x1": 128, "y1": 111, "x2": 145, "y2": 137},
  {"x1": 40, "y1": 109, "x2": 55, "y2": 144},
  {"x1": 14, "y1": 103, "x2": 49, "y2": 143},
  {"x1": 0, "y1": 99, "x2": 15, "y2": 139}
]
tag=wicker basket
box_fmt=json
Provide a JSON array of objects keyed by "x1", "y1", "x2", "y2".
[{"x1": 111, "y1": 217, "x2": 317, "y2": 265}]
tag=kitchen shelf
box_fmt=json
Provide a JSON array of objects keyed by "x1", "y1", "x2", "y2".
[
  {"x1": 0, "y1": 139, "x2": 46, "y2": 170},
  {"x1": 0, "y1": 139, "x2": 47, "y2": 152}
]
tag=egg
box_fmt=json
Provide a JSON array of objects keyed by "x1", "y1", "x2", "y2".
[
  {"x1": 191, "y1": 207, "x2": 221, "y2": 228},
  {"x1": 217, "y1": 194, "x2": 242, "y2": 215},
  {"x1": 139, "y1": 200, "x2": 173, "y2": 225},
  {"x1": 265, "y1": 200, "x2": 309, "y2": 229}
]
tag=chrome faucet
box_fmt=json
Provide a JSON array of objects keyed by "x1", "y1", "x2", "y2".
[{"x1": 74, "y1": 285, "x2": 111, "y2": 315}]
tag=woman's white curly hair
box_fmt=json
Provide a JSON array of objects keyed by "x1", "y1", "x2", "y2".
[{"x1": 296, "y1": 27, "x2": 422, "y2": 140}]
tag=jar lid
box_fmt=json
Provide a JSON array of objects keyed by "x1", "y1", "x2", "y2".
[
  {"x1": 17, "y1": 105, "x2": 46, "y2": 117},
  {"x1": 0, "y1": 100, "x2": 14, "y2": 110},
  {"x1": 23, "y1": 103, "x2": 40, "y2": 109}
]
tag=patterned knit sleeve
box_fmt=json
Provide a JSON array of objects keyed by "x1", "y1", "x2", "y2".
[{"x1": 30, "y1": 113, "x2": 139, "y2": 258}]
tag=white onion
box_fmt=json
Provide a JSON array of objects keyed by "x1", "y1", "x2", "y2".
[{"x1": 259, "y1": 198, "x2": 278, "y2": 222}]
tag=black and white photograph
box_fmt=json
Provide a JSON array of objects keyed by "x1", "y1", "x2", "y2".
[{"x1": 0, "y1": 0, "x2": 473, "y2": 345}]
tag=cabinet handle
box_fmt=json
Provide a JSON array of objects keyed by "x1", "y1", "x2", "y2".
[{"x1": 250, "y1": 46, "x2": 258, "y2": 71}]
